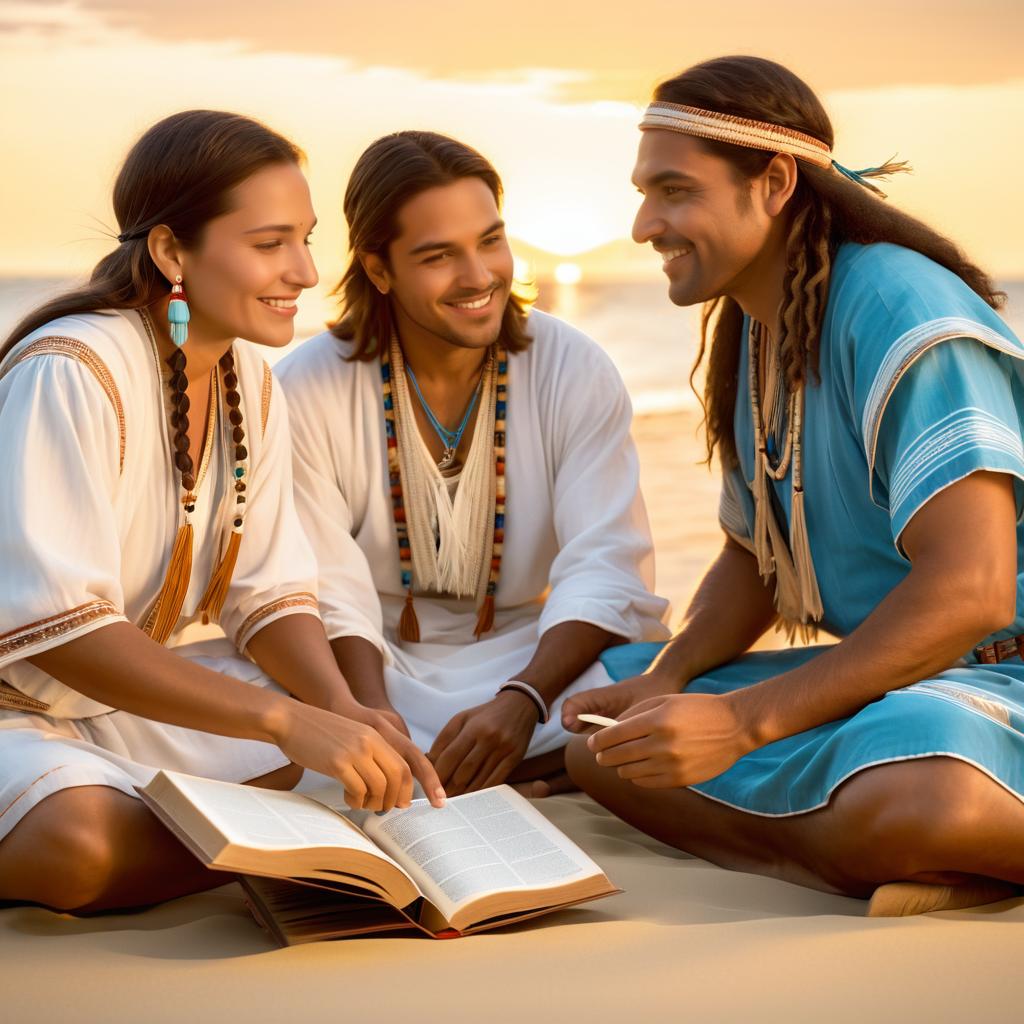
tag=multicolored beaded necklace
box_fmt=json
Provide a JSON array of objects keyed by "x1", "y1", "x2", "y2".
[{"x1": 381, "y1": 339, "x2": 507, "y2": 641}]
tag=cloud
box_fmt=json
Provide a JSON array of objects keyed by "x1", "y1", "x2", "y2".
[
  {"x1": 8, "y1": 0, "x2": 1024, "y2": 98},
  {"x1": 1, "y1": 6, "x2": 1022, "y2": 279}
]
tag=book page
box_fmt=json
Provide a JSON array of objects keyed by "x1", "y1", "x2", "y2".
[
  {"x1": 159, "y1": 771, "x2": 386, "y2": 858},
  {"x1": 363, "y1": 785, "x2": 601, "y2": 916}
]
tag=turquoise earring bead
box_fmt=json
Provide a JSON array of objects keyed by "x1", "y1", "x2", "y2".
[{"x1": 168, "y1": 277, "x2": 190, "y2": 348}]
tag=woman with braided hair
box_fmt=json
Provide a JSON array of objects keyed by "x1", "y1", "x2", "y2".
[
  {"x1": 0, "y1": 110, "x2": 444, "y2": 914},
  {"x1": 565, "y1": 56, "x2": 1024, "y2": 916}
]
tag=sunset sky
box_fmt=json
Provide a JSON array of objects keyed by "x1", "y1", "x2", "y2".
[{"x1": 2, "y1": 0, "x2": 1022, "y2": 284}]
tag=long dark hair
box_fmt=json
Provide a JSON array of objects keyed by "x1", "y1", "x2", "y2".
[
  {"x1": 331, "y1": 130, "x2": 532, "y2": 359},
  {"x1": 2, "y1": 110, "x2": 304, "y2": 360},
  {"x1": 659, "y1": 57, "x2": 1005, "y2": 468}
]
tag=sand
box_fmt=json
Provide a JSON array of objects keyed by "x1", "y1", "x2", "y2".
[{"x1": 1, "y1": 409, "x2": 1021, "y2": 1022}]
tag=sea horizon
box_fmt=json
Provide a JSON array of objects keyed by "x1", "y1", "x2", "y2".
[{"x1": 3, "y1": 273, "x2": 1022, "y2": 417}]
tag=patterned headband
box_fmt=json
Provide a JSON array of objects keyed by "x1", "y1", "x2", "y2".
[
  {"x1": 640, "y1": 101, "x2": 832, "y2": 168},
  {"x1": 639, "y1": 101, "x2": 897, "y2": 196}
]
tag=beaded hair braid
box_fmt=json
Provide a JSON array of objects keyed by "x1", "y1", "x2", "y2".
[
  {"x1": 777, "y1": 198, "x2": 834, "y2": 393},
  {"x1": 143, "y1": 306, "x2": 249, "y2": 644},
  {"x1": 381, "y1": 342, "x2": 508, "y2": 642},
  {"x1": 167, "y1": 347, "x2": 198, "y2": 502}
]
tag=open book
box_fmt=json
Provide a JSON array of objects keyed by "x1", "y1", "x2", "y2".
[{"x1": 138, "y1": 770, "x2": 620, "y2": 944}]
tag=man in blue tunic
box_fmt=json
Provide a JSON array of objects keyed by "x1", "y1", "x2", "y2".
[{"x1": 565, "y1": 55, "x2": 1024, "y2": 915}]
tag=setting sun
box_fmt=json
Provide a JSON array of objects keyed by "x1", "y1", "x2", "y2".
[{"x1": 554, "y1": 263, "x2": 583, "y2": 285}]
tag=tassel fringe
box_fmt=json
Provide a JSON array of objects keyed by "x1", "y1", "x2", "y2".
[
  {"x1": 789, "y1": 487, "x2": 824, "y2": 622},
  {"x1": 197, "y1": 529, "x2": 242, "y2": 625},
  {"x1": 147, "y1": 521, "x2": 194, "y2": 645},
  {"x1": 474, "y1": 593, "x2": 495, "y2": 640},
  {"x1": 751, "y1": 449, "x2": 774, "y2": 580},
  {"x1": 399, "y1": 587, "x2": 421, "y2": 643}
]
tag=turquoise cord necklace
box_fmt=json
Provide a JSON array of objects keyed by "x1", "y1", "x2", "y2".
[{"x1": 405, "y1": 362, "x2": 482, "y2": 470}]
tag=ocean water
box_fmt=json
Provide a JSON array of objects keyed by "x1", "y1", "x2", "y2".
[{"x1": 2, "y1": 275, "x2": 1022, "y2": 416}]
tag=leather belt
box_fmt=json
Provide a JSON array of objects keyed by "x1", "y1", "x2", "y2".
[
  {"x1": 0, "y1": 680, "x2": 50, "y2": 713},
  {"x1": 974, "y1": 636, "x2": 1024, "y2": 665}
]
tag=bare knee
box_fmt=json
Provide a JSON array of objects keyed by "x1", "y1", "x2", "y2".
[
  {"x1": 565, "y1": 734, "x2": 600, "y2": 792},
  {"x1": 0, "y1": 788, "x2": 130, "y2": 910},
  {"x1": 248, "y1": 761, "x2": 303, "y2": 792},
  {"x1": 824, "y1": 758, "x2": 998, "y2": 885}
]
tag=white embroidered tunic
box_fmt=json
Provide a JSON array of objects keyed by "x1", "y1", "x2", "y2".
[
  {"x1": 0, "y1": 309, "x2": 321, "y2": 718},
  {"x1": 278, "y1": 309, "x2": 670, "y2": 755}
]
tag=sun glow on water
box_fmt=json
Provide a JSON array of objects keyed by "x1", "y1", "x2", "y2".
[{"x1": 554, "y1": 263, "x2": 583, "y2": 285}]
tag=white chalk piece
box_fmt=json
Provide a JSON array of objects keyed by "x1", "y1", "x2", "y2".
[{"x1": 576, "y1": 713, "x2": 619, "y2": 728}]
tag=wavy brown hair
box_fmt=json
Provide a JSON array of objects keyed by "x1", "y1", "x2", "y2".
[
  {"x1": 659, "y1": 57, "x2": 1005, "y2": 469},
  {"x1": 2, "y1": 110, "x2": 303, "y2": 360},
  {"x1": 330, "y1": 130, "x2": 532, "y2": 359}
]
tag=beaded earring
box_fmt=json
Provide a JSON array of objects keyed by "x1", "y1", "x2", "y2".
[{"x1": 168, "y1": 275, "x2": 190, "y2": 348}]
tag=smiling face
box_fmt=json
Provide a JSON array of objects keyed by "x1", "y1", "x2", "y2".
[
  {"x1": 365, "y1": 177, "x2": 513, "y2": 352},
  {"x1": 177, "y1": 161, "x2": 318, "y2": 348},
  {"x1": 631, "y1": 131, "x2": 778, "y2": 308}
]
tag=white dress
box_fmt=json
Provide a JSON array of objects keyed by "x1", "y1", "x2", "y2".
[
  {"x1": 277, "y1": 309, "x2": 670, "y2": 756},
  {"x1": 0, "y1": 309, "x2": 320, "y2": 841}
]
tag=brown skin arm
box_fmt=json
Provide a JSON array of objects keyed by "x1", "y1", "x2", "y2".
[
  {"x1": 328, "y1": 635, "x2": 390, "y2": 709},
  {"x1": 245, "y1": 613, "x2": 438, "y2": 792},
  {"x1": 327, "y1": 635, "x2": 409, "y2": 736},
  {"x1": 588, "y1": 472, "x2": 1018, "y2": 788},
  {"x1": 31, "y1": 622, "x2": 287, "y2": 741},
  {"x1": 29, "y1": 614, "x2": 444, "y2": 808},
  {"x1": 563, "y1": 536, "x2": 777, "y2": 730},
  {"x1": 735, "y1": 470, "x2": 1017, "y2": 745},
  {"x1": 429, "y1": 620, "x2": 624, "y2": 795}
]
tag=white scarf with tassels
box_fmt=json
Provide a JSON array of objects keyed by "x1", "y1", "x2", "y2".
[
  {"x1": 748, "y1": 321, "x2": 824, "y2": 640},
  {"x1": 387, "y1": 335, "x2": 496, "y2": 600}
]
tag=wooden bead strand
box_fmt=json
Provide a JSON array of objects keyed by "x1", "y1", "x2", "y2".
[
  {"x1": 195, "y1": 347, "x2": 248, "y2": 623},
  {"x1": 219, "y1": 349, "x2": 248, "y2": 529}
]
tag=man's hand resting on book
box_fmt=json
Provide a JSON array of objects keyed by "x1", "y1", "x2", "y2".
[
  {"x1": 428, "y1": 692, "x2": 539, "y2": 796},
  {"x1": 267, "y1": 701, "x2": 446, "y2": 810}
]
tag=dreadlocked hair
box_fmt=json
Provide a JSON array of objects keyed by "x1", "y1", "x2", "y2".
[{"x1": 660, "y1": 56, "x2": 1004, "y2": 470}]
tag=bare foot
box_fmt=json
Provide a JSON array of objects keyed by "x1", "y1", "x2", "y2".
[{"x1": 867, "y1": 879, "x2": 1019, "y2": 917}]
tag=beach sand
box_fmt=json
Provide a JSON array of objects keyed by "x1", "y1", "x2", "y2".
[
  {"x1": 635, "y1": 409, "x2": 723, "y2": 619},
  {"x1": 1, "y1": 409, "x2": 1021, "y2": 1022},
  {"x1": 634, "y1": 409, "x2": 804, "y2": 650}
]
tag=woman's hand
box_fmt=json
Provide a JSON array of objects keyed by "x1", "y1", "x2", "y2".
[
  {"x1": 268, "y1": 699, "x2": 445, "y2": 810},
  {"x1": 561, "y1": 670, "x2": 682, "y2": 733},
  {"x1": 586, "y1": 692, "x2": 755, "y2": 788}
]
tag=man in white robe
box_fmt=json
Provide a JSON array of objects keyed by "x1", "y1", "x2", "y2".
[{"x1": 278, "y1": 131, "x2": 669, "y2": 795}]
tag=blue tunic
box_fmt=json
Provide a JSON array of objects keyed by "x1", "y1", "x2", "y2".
[{"x1": 604, "y1": 242, "x2": 1024, "y2": 815}]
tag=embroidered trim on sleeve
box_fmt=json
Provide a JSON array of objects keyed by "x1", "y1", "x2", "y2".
[
  {"x1": 261, "y1": 360, "x2": 273, "y2": 438},
  {"x1": 861, "y1": 317, "x2": 1023, "y2": 496},
  {"x1": 234, "y1": 591, "x2": 319, "y2": 649},
  {"x1": 888, "y1": 407, "x2": 1024, "y2": 524},
  {"x1": 0, "y1": 599, "x2": 121, "y2": 662},
  {"x1": 0, "y1": 337, "x2": 127, "y2": 472}
]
